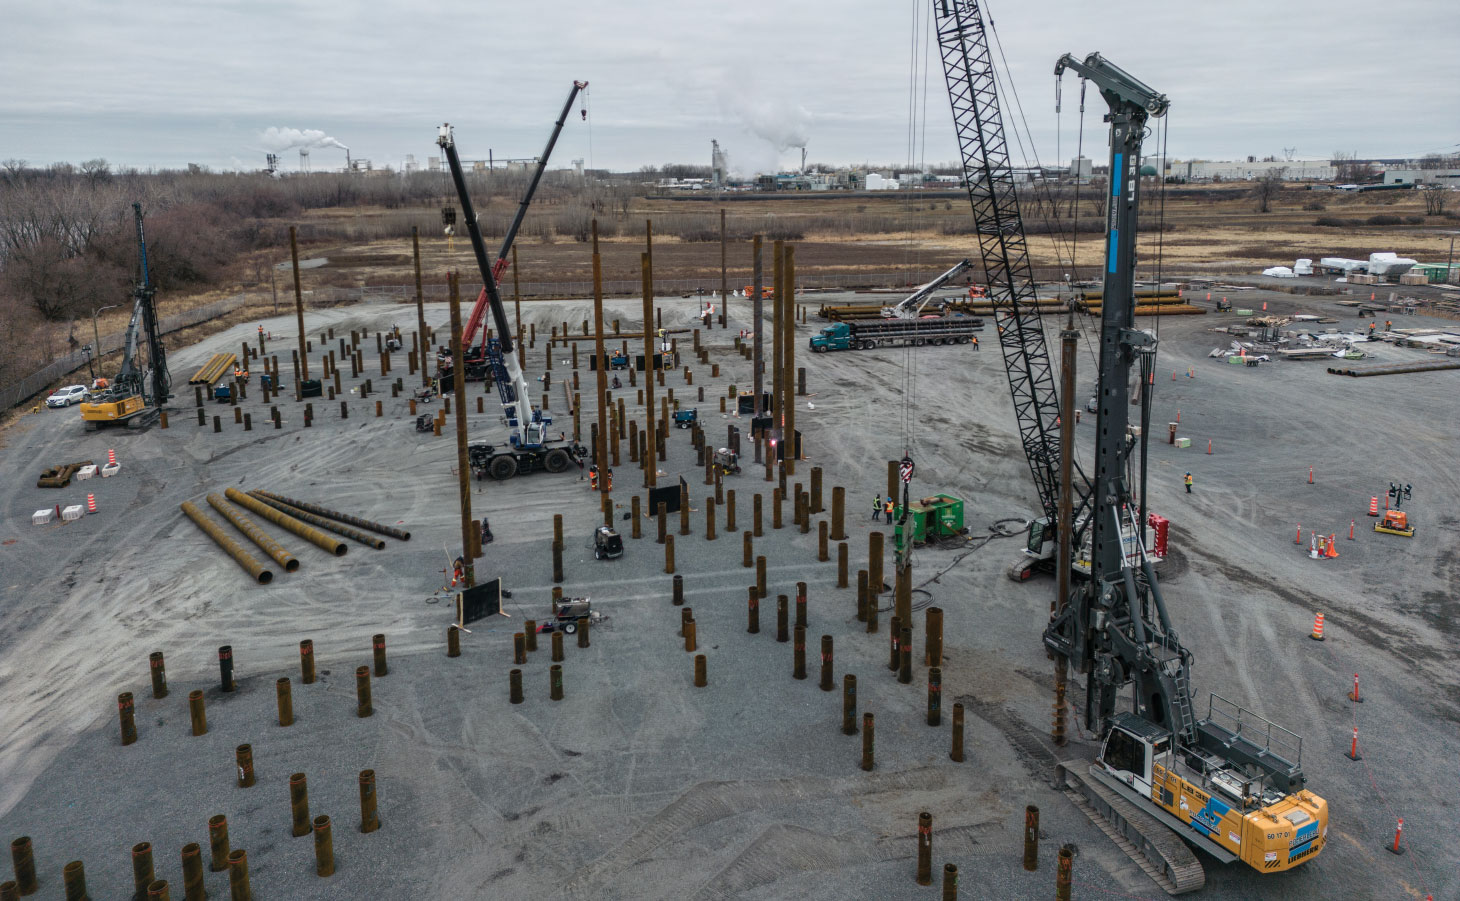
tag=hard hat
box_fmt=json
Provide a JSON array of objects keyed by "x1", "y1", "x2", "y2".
[{"x1": 1185, "y1": 472, "x2": 1191, "y2": 475}]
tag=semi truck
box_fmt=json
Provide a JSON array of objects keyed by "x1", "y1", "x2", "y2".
[{"x1": 808, "y1": 316, "x2": 983, "y2": 352}]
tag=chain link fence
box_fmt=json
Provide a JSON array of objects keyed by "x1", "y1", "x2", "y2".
[{"x1": 1, "y1": 293, "x2": 253, "y2": 412}]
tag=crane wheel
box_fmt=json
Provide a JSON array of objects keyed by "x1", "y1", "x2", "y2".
[
  {"x1": 544, "y1": 448, "x2": 570, "y2": 473},
  {"x1": 489, "y1": 455, "x2": 518, "y2": 480}
]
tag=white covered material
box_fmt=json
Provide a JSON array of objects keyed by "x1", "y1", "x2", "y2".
[
  {"x1": 61, "y1": 505, "x2": 84, "y2": 521},
  {"x1": 32, "y1": 509, "x2": 52, "y2": 525},
  {"x1": 1368, "y1": 252, "x2": 1417, "y2": 277},
  {"x1": 1263, "y1": 267, "x2": 1297, "y2": 278},
  {"x1": 1294, "y1": 259, "x2": 1313, "y2": 276},
  {"x1": 101, "y1": 462, "x2": 120, "y2": 477},
  {"x1": 1321, "y1": 257, "x2": 1368, "y2": 273}
]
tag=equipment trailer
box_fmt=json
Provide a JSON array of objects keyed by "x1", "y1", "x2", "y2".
[{"x1": 809, "y1": 316, "x2": 983, "y2": 352}]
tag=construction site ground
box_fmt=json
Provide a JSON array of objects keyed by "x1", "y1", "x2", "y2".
[{"x1": 0, "y1": 285, "x2": 1456, "y2": 899}]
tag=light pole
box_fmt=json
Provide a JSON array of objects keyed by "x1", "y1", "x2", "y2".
[{"x1": 90, "y1": 303, "x2": 121, "y2": 383}]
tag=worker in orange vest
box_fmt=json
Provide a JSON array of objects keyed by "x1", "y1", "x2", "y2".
[
  {"x1": 1184, "y1": 472, "x2": 1193, "y2": 493},
  {"x1": 884, "y1": 496, "x2": 895, "y2": 520}
]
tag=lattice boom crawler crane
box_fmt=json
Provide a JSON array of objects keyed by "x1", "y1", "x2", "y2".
[{"x1": 934, "y1": 1, "x2": 1326, "y2": 889}]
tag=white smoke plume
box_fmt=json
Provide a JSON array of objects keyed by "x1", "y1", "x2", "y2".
[
  {"x1": 258, "y1": 127, "x2": 349, "y2": 153},
  {"x1": 716, "y1": 77, "x2": 809, "y2": 177},
  {"x1": 722, "y1": 92, "x2": 809, "y2": 152}
]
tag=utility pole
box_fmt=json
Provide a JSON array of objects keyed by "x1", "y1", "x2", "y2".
[
  {"x1": 592, "y1": 221, "x2": 612, "y2": 525},
  {"x1": 771, "y1": 240, "x2": 785, "y2": 454},
  {"x1": 719, "y1": 209, "x2": 728, "y2": 329},
  {"x1": 513, "y1": 245, "x2": 525, "y2": 372},
  {"x1": 413, "y1": 227, "x2": 429, "y2": 386},
  {"x1": 290, "y1": 226, "x2": 308, "y2": 382},
  {"x1": 449, "y1": 273, "x2": 475, "y2": 588},
  {"x1": 1054, "y1": 313, "x2": 1078, "y2": 747},
  {"x1": 783, "y1": 245, "x2": 796, "y2": 474},
  {"x1": 641, "y1": 220, "x2": 657, "y2": 488},
  {"x1": 751, "y1": 235, "x2": 764, "y2": 463}
]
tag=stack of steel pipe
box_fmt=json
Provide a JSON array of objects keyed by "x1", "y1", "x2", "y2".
[
  {"x1": 251, "y1": 491, "x2": 410, "y2": 540},
  {"x1": 181, "y1": 501, "x2": 274, "y2": 584},
  {"x1": 224, "y1": 488, "x2": 347, "y2": 556}
]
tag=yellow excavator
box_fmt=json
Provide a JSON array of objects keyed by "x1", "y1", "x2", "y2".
[{"x1": 80, "y1": 203, "x2": 170, "y2": 430}]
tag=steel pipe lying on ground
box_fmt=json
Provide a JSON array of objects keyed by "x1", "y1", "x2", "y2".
[
  {"x1": 206, "y1": 494, "x2": 300, "y2": 572},
  {"x1": 181, "y1": 501, "x2": 274, "y2": 584},
  {"x1": 246, "y1": 492, "x2": 385, "y2": 549},
  {"x1": 252, "y1": 490, "x2": 410, "y2": 540},
  {"x1": 1327, "y1": 360, "x2": 1460, "y2": 377},
  {"x1": 224, "y1": 488, "x2": 348, "y2": 556}
]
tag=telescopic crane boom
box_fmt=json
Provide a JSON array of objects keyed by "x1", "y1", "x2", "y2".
[
  {"x1": 881, "y1": 259, "x2": 974, "y2": 318},
  {"x1": 438, "y1": 123, "x2": 540, "y2": 445},
  {"x1": 458, "y1": 80, "x2": 587, "y2": 360},
  {"x1": 437, "y1": 123, "x2": 583, "y2": 482}
]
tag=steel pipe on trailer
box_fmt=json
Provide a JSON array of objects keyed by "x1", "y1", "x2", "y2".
[
  {"x1": 223, "y1": 488, "x2": 348, "y2": 557},
  {"x1": 206, "y1": 494, "x2": 301, "y2": 572},
  {"x1": 180, "y1": 501, "x2": 274, "y2": 584},
  {"x1": 246, "y1": 492, "x2": 385, "y2": 549},
  {"x1": 252, "y1": 490, "x2": 411, "y2": 540}
]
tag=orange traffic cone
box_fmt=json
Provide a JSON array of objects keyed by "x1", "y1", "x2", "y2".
[
  {"x1": 1308, "y1": 467, "x2": 1314, "y2": 484},
  {"x1": 1206, "y1": 439, "x2": 1213, "y2": 454},
  {"x1": 1295, "y1": 524, "x2": 1302, "y2": 545},
  {"x1": 1349, "y1": 520, "x2": 1355, "y2": 540},
  {"x1": 86, "y1": 493, "x2": 97, "y2": 514},
  {"x1": 1206, "y1": 292, "x2": 1211, "y2": 301},
  {"x1": 1172, "y1": 371, "x2": 1177, "y2": 380},
  {"x1": 1326, "y1": 535, "x2": 1338, "y2": 558},
  {"x1": 107, "y1": 448, "x2": 117, "y2": 465},
  {"x1": 1368, "y1": 496, "x2": 1379, "y2": 516},
  {"x1": 1310, "y1": 612, "x2": 1325, "y2": 640},
  {"x1": 1263, "y1": 301, "x2": 1268, "y2": 311}
]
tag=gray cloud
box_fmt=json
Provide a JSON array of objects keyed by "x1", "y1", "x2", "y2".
[{"x1": 1, "y1": 0, "x2": 1455, "y2": 171}]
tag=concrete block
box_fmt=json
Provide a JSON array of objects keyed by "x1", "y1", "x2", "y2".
[
  {"x1": 62, "y1": 504, "x2": 85, "y2": 521},
  {"x1": 32, "y1": 509, "x2": 52, "y2": 525}
]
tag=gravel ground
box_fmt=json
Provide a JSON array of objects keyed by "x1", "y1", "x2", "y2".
[{"x1": 0, "y1": 286, "x2": 1456, "y2": 899}]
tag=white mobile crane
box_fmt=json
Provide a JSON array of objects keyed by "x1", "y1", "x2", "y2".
[
  {"x1": 879, "y1": 258, "x2": 974, "y2": 318},
  {"x1": 437, "y1": 123, "x2": 585, "y2": 480},
  {"x1": 935, "y1": 2, "x2": 1326, "y2": 891}
]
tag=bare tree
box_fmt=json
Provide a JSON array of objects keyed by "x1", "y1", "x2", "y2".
[
  {"x1": 80, "y1": 159, "x2": 111, "y2": 185},
  {"x1": 1333, "y1": 151, "x2": 1368, "y2": 183},
  {"x1": 1253, "y1": 169, "x2": 1286, "y2": 213},
  {"x1": 1088, "y1": 177, "x2": 1108, "y2": 218},
  {"x1": 1423, "y1": 188, "x2": 1448, "y2": 217}
]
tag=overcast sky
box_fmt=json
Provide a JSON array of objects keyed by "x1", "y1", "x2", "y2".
[{"x1": 3, "y1": 0, "x2": 1456, "y2": 174}]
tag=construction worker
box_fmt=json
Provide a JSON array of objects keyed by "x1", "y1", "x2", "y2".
[
  {"x1": 589, "y1": 465, "x2": 599, "y2": 490},
  {"x1": 1367, "y1": 322, "x2": 1376, "y2": 337},
  {"x1": 1385, "y1": 319, "x2": 1392, "y2": 331},
  {"x1": 1184, "y1": 472, "x2": 1193, "y2": 493},
  {"x1": 872, "y1": 495, "x2": 882, "y2": 522},
  {"x1": 606, "y1": 468, "x2": 613, "y2": 490},
  {"x1": 481, "y1": 518, "x2": 494, "y2": 546},
  {"x1": 972, "y1": 336, "x2": 980, "y2": 351},
  {"x1": 884, "y1": 496, "x2": 895, "y2": 520}
]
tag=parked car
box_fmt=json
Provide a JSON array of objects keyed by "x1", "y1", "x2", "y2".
[{"x1": 46, "y1": 385, "x2": 88, "y2": 408}]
